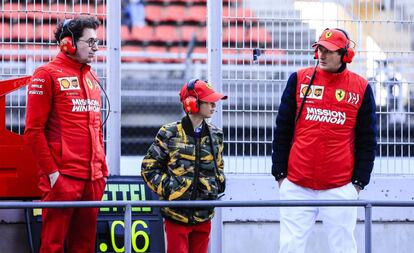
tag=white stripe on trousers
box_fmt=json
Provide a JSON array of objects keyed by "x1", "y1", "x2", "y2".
[{"x1": 279, "y1": 179, "x2": 358, "y2": 253}]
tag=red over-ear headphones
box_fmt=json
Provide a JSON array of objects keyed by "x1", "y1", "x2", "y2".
[
  {"x1": 59, "y1": 19, "x2": 77, "y2": 55},
  {"x1": 314, "y1": 28, "x2": 355, "y2": 63},
  {"x1": 182, "y1": 79, "x2": 200, "y2": 114}
]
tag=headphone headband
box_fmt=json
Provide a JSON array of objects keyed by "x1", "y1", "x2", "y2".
[
  {"x1": 186, "y1": 78, "x2": 199, "y2": 100},
  {"x1": 62, "y1": 19, "x2": 73, "y2": 30},
  {"x1": 334, "y1": 28, "x2": 350, "y2": 40},
  {"x1": 187, "y1": 78, "x2": 199, "y2": 91},
  {"x1": 335, "y1": 28, "x2": 350, "y2": 52},
  {"x1": 60, "y1": 19, "x2": 74, "y2": 42}
]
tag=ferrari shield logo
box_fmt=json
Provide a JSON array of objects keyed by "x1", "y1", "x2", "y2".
[
  {"x1": 325, "y1": 31, "x2": 332, "y2": 39},
  {"x1": 335, "y1": 89, "x2": 346, "y2": 102},
  {"x1": 205, "y1": 81, "x2": 213, "y2": 89}
]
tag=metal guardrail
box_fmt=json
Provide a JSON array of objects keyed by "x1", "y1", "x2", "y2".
[{"x1": 1, "y1": 200, "x2": 414, "y2": 253}]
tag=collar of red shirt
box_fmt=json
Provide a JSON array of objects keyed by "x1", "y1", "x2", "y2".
[{"x1": 54, "y1": 52, "x2": 91, "y2": 71}]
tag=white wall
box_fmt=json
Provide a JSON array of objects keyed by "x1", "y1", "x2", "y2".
[{"x1": 220, "y1": 175, "x2": 414, "y2": 253}]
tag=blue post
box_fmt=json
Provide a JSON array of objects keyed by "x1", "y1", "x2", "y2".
[
  {"x1": 125, "y1": 204, "x2": 132, "y2": 253},
  {"x1": 365, "y1": 203, "x2": 372, "y2": 253}
]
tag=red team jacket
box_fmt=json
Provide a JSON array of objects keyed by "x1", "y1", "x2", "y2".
[
  {"x1": 24, "y1": 52, "x2": 108, "y2": 180},
  {"x1": 287, "y1": 67, "x2": 368, "y2": 189},
  {"x1": 272, "y1": 65, "x2": 377, "y2": 190}
]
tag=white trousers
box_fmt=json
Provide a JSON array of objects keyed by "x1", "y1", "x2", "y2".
[{"x1": 279, "y1": 179, "x2": 358, "y2": 253}]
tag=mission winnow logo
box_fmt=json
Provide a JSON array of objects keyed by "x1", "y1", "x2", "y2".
[
  {"x1": 305, "y1": 107, "x2": 346, "y2": 125},
  {"x1": 72, "y1": 98, "x2": 100, "y2": 112}
]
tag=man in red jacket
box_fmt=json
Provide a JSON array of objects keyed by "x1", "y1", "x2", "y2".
[
  {"x1": 272, "y1": 28, "x2": 377, "y2": 253},
  {"x1": 24, "y1": 16, "x2": 108, "y2": 253}
]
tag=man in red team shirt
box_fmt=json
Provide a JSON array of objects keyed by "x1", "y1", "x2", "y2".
[
  {"x1": 272, "y1": 28, "x2": 377, "y2": 253},
  {"x1": 24, "y1": 16, "x2": 108, "y2": 253}
]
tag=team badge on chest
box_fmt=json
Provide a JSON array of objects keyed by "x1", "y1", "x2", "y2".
[{"x1": 335, "y1": 89, "x2": 346, "y2": 102}]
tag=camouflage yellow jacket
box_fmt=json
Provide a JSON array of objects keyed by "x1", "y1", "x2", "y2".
[{"x1": 141, "y1": 116, "x2": 225, "y2": 224}]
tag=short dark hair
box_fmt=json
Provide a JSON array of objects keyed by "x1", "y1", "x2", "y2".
[
  {"x1": 54, "y1": 16, "x2": 101, "y2": 44},
  {"x1": 337, "y1": 48, "x2": 347, "y2": 56}
]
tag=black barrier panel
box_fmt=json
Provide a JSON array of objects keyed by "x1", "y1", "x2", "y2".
[{"x1": 29, "y1": 176, "x2": 164, "y2": 253}]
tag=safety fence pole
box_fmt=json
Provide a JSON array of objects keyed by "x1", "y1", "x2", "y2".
[
  {"x1": 1, "y1": 200, "x2": 413, "y2": 253},
  {"x1": 365, "y1": 203, "x2": 373, "y2": 253},
  {"x1": 124, "y1": 203, "x2": 132, "y2": 253}
]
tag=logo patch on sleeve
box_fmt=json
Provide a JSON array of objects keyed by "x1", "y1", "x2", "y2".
[{"x1": 58, "y1": 77, "x2": 80, "y2": 91}]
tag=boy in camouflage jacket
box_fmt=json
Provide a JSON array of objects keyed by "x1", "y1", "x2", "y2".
[{"x1": 141, "y1": 79, "x2": 227, "y2": 253}]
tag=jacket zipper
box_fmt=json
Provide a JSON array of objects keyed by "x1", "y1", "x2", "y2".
[
  {"x1": 190, "y1": 138, "x2": 201, "y2": 200},
  {"x1": 81, "y1": 66, "x2": 94, "y2": 180}
]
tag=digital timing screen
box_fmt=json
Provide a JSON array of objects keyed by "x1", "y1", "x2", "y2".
[{"x1": 30, "y1": 176, "x2": 165, "y2": 253}]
